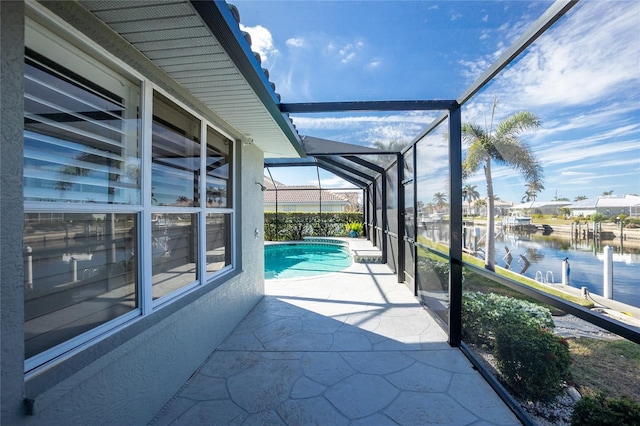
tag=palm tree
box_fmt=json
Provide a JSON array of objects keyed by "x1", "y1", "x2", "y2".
[
  {"x1": 425, "y1": 202, "x2": 435, "y2": 215},
  {"x1": 573, "y1": 195, "x2": 588, "y2": 202},
  {"x1": 462, "y1": 184, "x2": 480, "y2": 216},
  {"x1": 524, "y1": 181, "x2": 544, "y2": 202},
  {"x1": 462, "y1": 99, "x2": 543, "y2": 271},
  {"x1": 602, "y1": 190, "x2": 614, "y2": 196},
  {"x1": 432, "y1": 192, "x2": 448, "y2": 212},
  {"x1": 474, "y1": 198, "x2": 487, "y2": 216}
]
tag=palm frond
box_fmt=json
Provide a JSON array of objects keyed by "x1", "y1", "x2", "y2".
[
  {"x1": 462, "y1": 122, "x2": 486, "y2": 145},
  {"x1": 494, "y1": 137, "x2": 544, "y2": 184},
  {"x1": 462, "y1": 142, "x2": 487, "y2": 178},
  {"x1": 495, "y1": 111, "x2": 540, "y2": 139}
]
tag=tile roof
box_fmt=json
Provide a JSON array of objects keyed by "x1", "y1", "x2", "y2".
[{"x1": 263, "y1": 186, "x2": 350, "y2": 204}]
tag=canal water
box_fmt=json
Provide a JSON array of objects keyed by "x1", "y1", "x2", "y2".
[{"x1": 496, "y1": 232, "x2": 640, "y2": 308}]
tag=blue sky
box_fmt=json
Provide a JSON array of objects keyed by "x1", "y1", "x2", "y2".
[{"x1": 236, "y1": 1, "x2": 640, "y2": 203}]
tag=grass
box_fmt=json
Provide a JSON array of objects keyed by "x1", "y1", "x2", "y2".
[{"x1": 568, "y1": 338, "x2": 640, "y2": 402}]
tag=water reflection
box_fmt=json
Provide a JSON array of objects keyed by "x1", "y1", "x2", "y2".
[{"x1": 495, "y1": 230, "x2": 639, "y2": 308}]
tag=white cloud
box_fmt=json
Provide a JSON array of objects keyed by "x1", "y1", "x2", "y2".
[
  {"x1": 366, "y1": 59, "x2": 382, "y2": 70},
  {"x1": 292, "y1": 112, "x2": 437, "y2": 131},
  {"x1": 286, "y1": 37, "x2": 305, "y2": 48},
  {"x1": 317, "y1": 176, "x2": 357, "y2": 189},
  {"x1": 333, "y1": 41, "x2": 365, "y2": 64},
  {"x1": 560, "y1": 171, "x2": 596, "y2": 177},
  {"x1": 240, "y1": 24, "x2": 279, "y2": 64},
  {"x1": 497, "y1": 2, "x2": 640, "y2": 108},
  {"x1": 364, "y1": 123, "x2": 422, "y2": 146}
]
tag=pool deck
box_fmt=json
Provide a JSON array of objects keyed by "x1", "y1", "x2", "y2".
[{"x1": 150, "y1": 238, "x2": 520, "y2": 425}]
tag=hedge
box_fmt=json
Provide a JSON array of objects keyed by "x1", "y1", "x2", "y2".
[{"x1": 264, "y1": 212, "x2": 364, "y2": 241}]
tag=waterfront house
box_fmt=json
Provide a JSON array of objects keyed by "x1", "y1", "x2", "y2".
[
  {"x1": 509, "y1": 200, "x2": 571, "y2": 217},
  {"x1": 569, "y1": 194, "x2": 640, "y2": 218}
]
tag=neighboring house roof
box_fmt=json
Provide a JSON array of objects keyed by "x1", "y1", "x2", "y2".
[
  {"x1": 262, "y1": 177, "x2": 355, "y2": 206},
  {"x1": 75, "y1": 0, "x2": 303, "y2": 158},
  {"x1": 570, "y1": 195, "x2": 640, "y2": 209},
  {"x1": 510, "y1": 201, "x2": 570, "y2": 210},
  {"x1": 475, "y1": 198, "x2": 512, "y2": 208},
  {"x1": 263, "y1": 185, "x2": 350, "y2": 205}
]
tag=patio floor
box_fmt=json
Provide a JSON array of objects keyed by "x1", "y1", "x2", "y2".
[{"x1": 150, "y1": 239, "x2": 520, "y2": 425}]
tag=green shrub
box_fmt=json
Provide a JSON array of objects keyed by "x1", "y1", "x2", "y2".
[
  {"x1": 494, "y1": 324, "x2": 572, "y2": 402},
  {"x1": 264, "y1": 212, "x2": 363, "y2": 241},
  {"x1": 461, "y1": 292, "x2": 555, "y2": 348},
  {"x1": 461, "y1": 292, "x2": 570, "y2": 402},
  {"x1": 571, "y1": 394, "x2": 640, "y2": 426},
  {"x1": 345, "y1": 221, "x2": 363, "y2": 236}
]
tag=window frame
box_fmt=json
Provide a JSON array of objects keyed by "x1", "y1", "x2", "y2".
[{"x1": 23, "y1": 13, "x2": 238, "y2": 373}]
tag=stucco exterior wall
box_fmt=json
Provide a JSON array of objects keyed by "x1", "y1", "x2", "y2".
[{"x1": 1, "y1": 1, "x2": 27, "y2": 421}]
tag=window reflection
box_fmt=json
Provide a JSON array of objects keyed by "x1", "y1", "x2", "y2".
[
  {"x1": 206, "y1": 126, "x2": 232, "y2": 208},
  {"x1": 23, "y1": 50, "x2": 140, "y2": 204},
  {"x1": 152, "y1": 92, "x2": 200, "y2": 207},
  {"x1": 206, "y1": 213, "x2": 231, "y2": 275},
  {"x1": 24, "y1": 213, "x2": 137, "y2": 359},
  {"x1": 151, "y1": 213, "x2": 198, "y2": 299}
]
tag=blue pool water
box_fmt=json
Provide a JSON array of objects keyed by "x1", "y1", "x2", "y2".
[{"x1": 265, "y1": 243, "x2": 352, "y2": 279}]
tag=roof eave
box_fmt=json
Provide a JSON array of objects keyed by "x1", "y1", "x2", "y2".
[{"x1": 192, "y1": 1, "x2": 305, "y2": 157}]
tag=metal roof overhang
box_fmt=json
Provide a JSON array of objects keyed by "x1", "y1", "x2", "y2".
[
  {"x1": 77, "y1": 0, "x2": 304, "y2": 158},
  {"x1": 264, "y1": 136, "x2": 390, "y2": 189},
  {"x1": 269, "y1": 100, "x2": 457, "y2": 184}
]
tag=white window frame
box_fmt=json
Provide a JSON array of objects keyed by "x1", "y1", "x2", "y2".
[{"x1": 24, "y1": 6, "x2": 238, "y2": 374}]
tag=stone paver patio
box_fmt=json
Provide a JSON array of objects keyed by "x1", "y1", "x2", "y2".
[{"x1": 150, "y1": 239, "x2": 520, "y2": 425}]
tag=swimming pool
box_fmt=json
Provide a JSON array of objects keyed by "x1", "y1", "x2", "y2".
[{"x1": 264, "y1": 241, "x2": 352, "y2": 279}]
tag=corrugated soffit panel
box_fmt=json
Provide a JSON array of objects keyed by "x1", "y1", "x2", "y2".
[{"x1": 80, "y1": 0, "x2": 301, "y2": 158}]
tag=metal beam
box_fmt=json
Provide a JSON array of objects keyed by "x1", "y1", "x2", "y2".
[
  {"x1": 381, "y1": 174, "x2": 388, "y2": 263},
  {"x1": 397, "y1": 153, "x2": 405, "y2": 284},
  {"x1": 370, "y1": 183, "x2": 377, "y2": 247},
  {"x1": 281, "y1": 100, "x2": 457, "y2": 114},
  {"x1": 317, "y1": 157, "x2": 376, "y2": 182},
  {"x1": 320, "y1": 156, "x2": 380, "y2": 179},
  {"x1": 343, "y1": 156, "x2": 385, "y2": 174},
  {"x1": 448, "y1": 103, "x2": 463, "y2": 347},
  {"x1": 412, "y1": 147, "x2": 418, "y2": 295},
  {"x1": 263, "y1": 160, "x2": 317, "y2": 168},
  {"x1": 317, "y1": 164, "x2": 368, "y2": 189}
]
